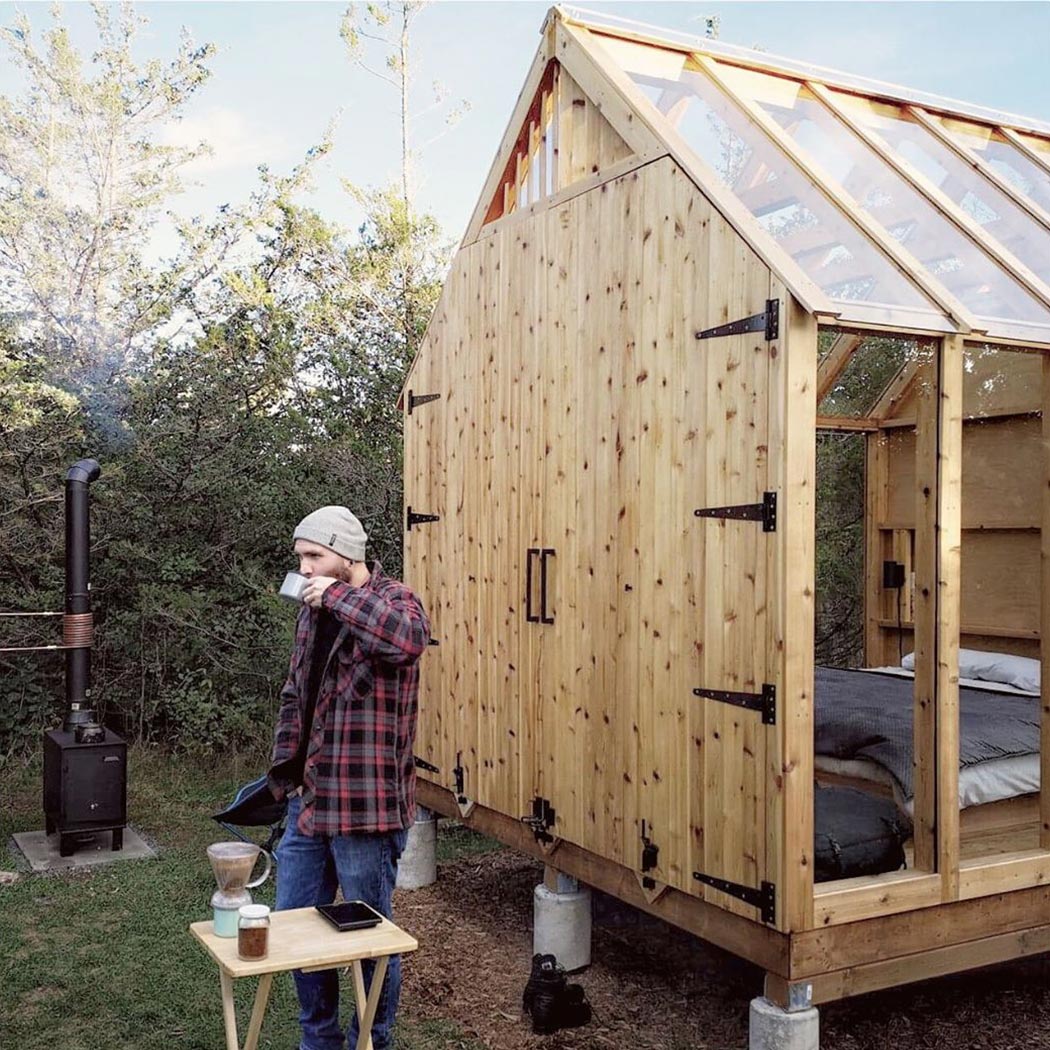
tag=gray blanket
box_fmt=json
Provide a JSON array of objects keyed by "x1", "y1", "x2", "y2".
[{"x1": 815, "y1": 666, "x2": 1040, "y2": 801}]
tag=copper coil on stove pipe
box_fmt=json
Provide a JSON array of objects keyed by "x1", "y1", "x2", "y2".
[{"x1": 62, "y1": 612, "x2": 94, "y2": 648}]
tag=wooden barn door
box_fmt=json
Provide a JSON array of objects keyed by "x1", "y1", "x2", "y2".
[
  {"x1": 403, "y1": 250, "x2": 483, "y2": 807},
  {"x1": 403, "y1": 305, "x2": 444, "y2": 781},
  {"x1": 520, "y1": 210, "x2": 585, "y2": 851},
  {"x1": 552, "y1": 160, "x2": 784, "y2": 918},
  {"x1": 473, "y1": 233, "x2": 531, "y2": 821}
]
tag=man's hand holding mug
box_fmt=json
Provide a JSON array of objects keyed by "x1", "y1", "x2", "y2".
[{"x1": 302, "y1": 575, "x2": 338, "y2": 608}]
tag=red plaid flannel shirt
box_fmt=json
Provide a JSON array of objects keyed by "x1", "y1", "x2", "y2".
[{"x1": 267, "y1": 562, "x2": 430, "y2": 836}]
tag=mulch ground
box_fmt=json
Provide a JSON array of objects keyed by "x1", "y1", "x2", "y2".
[{"x1": 395, "y1": 841, "x2": 1050, "y2": 1050}]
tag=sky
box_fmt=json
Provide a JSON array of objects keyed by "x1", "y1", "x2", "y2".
[{"x1": 1, "y1": 1, "x2": 1049, "y2": 254}]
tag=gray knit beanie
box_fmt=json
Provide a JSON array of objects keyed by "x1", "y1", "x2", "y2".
[{"x1": 293, "y1": 506, "x2": 368, "y2": 561}]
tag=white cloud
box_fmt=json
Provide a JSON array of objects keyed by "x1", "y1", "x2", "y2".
[{"x1": 161, "y1": 106, "x2": 288, "y2": 175}]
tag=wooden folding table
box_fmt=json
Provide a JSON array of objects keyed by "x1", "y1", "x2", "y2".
[{"x1": 190, "y1": 906, "x2": 418, "y2": 1050}]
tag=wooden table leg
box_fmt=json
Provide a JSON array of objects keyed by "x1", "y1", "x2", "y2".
[
  {"x1": 243, "y1": 972, "x2": 274, "y2": 1050},
  {"x1": 219, "y1": 970, "x2": 240, "y2": 1050},
  {"x1": 351, "y1": 956, "x2": 390, "y2": 1050}
]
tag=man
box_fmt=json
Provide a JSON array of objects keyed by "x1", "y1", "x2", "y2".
[{"x1": 268, "y1": 505, "x2": 430, "y2": 1050}]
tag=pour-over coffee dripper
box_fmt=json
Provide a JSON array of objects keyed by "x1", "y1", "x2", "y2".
[{"x1": 207, "y1": 841, "x2": 272, "y2": 937}]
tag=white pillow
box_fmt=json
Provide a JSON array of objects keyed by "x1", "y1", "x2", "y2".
[{"x1": 901, "y1": 648, "x2": 1040, "y2": 693}]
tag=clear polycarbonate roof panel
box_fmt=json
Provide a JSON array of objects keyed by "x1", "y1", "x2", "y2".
[
  {"x1": 566, "y1": 6, "x2": 1050, "y2": 134},
  {"x1": 832, "y1": 92, "x2": 1050, "y2": 288},
  {"x1": 818, "y1": 336, "x2": 925, "y2": 418},
  {"x1": 938, "y1": 117, "x2": 1050, "y2": 215},
  {"x1": 1020, "y1": 134, "x2": 1050, "y2": 165},
  {"x1": 709, "y1": 66, "x2": 1050, "y2": 331},
  {"x1": 599, "y1": 39, "x2": 946, "y2": 323}
]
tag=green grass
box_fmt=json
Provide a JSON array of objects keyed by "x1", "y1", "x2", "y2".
[
  {"x1": 434, "y1": 822, "x2": 503, "y2": 864},
  {"x1": 0, "y1": 746, "x2": 484, "y2": 1050}
]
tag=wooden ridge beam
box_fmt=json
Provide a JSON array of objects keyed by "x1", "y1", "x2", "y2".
[{"x1": 556, "y1": 8, "x2": 1050, "y2": 139}]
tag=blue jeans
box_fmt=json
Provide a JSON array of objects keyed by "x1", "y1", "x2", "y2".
[{"x1": 275, "y1": 795, "x2": 409, "y2": 1050}]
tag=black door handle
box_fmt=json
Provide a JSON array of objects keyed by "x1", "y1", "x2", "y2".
[
  {"x1": 525, "y1": 549, "x2": 540, "y2": 623},
  {"x1": 540, "y1": 548, "x2": 555, "y2": 624}
]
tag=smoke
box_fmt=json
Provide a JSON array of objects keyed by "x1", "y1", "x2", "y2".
[{"x1": 38, "y1": 318, "x2": 136, "y2": 451}]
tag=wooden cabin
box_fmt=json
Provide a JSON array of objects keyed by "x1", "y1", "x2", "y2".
[{"x1": 401, "y1": 4, "x2": 1050, "y2": 1011}]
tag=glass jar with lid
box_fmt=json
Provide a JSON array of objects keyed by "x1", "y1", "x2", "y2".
[{"x1": 237, "y1": 903, "x2": 270, "y2": 960}]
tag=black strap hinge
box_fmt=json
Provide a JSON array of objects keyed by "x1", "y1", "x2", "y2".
[
  {"x1": 640, "y1": 819, "x2": 659, "y2": 887},
  {"x1": 693, "y1": 871, "x2": 776, "y2": 924},
  {"x1": 453, "y1": 751, "x2": 467, "y2": 803},
  {"x1": 693, "y1": 683, "x2": 776, "y2": 725},
  {"x1": 696, "y1": 298, "x2": 779, "y2": 342},
  {"x1": 427, "y1": 637, "x2": 440, "y2": 646},
  {"x1": 694, "y1": 491, "x2": 776, "y2": 532},
  {"x1": 521, "y1": 796, "x2": 556, "y2": 843},
  {"x1": 407, "y1": 390, "x2": 440, "y2": 415},
  {"x1": 413, "y1": 756, "x2": 440, "y2": 774},
  {"x1": 407, "y1": 507, "x2": 440, "y2": 531}
]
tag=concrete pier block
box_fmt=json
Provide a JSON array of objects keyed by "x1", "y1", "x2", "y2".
[
  {"x1": 533, "y1": 875, "x2": 592, "y2": 972},
  {"x1": 749, "y1": 996, "x2": 819, "y2": 1050},
  {"x1": 396, "y1": 805, "x2": 437, "y2": 890}
]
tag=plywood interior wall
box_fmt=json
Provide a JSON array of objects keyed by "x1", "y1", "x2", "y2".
[
  {"x1": 405, "y1": 155, "x2": 801, "y2": 925},
  {"x1": 872, "y1": 350, "x2": 1044, "y2": 662}
]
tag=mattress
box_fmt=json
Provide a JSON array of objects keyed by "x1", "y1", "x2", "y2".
[
  {"x1": 814, "y1": 666, "x2": 1041, "y2": 812},
  {"x1": 813, "y1": 753, "x2": 1039, "y2": 814}
]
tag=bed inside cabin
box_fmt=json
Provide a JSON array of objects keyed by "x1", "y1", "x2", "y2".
[{"x1": 812, "y1": 332, "x2": 1046, "y2": 881}]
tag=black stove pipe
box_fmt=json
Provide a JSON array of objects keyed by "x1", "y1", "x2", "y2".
[{"x1": 64, "y1": 459, "x2": 101, "y2": 731}]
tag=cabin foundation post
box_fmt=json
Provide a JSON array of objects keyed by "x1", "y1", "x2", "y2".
[
  {"x1": 533, "y1": 868, "x2": 592, "y2": 971},
  {"x1": 396, "y1": 805, "x2": 437, "y2": 890},
  {"x1": 749, "y1": 991, "x2": 819, "y2": 1050}
]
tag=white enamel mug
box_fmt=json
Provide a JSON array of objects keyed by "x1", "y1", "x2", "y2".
[{"x1": 279, "y1": 571, "x2": 308, "y2": 603}]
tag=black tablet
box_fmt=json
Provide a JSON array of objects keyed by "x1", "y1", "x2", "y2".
[{"x1": 316, "y1": 900, "x2": 384, "y2": 932}]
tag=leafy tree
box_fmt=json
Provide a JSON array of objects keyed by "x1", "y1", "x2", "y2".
[
  {"x1": 0, "y1": 3, "x2": 455, "y2": 759},
  {"x1": 0, "y1": 3, "x2": 215, "y2": 369},
  {"x1": 0, "y1": 328, "x2": 85, "y2": 759}
]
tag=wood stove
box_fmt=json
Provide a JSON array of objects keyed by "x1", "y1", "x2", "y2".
[{"x1": 39, "y1": 459, "x2": 128, "y2": 856}]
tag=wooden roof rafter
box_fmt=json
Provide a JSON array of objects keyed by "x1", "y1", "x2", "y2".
[
  {"x1": 907, "y1": 106, "x2": 1050, "y2": 235},
  {"x1": 1001, "y1": 129, "x2": 1050, "y2": 179},
  {"x1": 807, "y1": 84, "x2": 1050, "y2": 316},
  {"x1": 694, "y1": 55, "x2": 976, "y2": 335},
  {"x1": 816, "y1": 332, "x2": 865, "y2": 403},
  {"x1": 556, "y1": 18, "x2": 839, "y2": 320},
  {"x1": 461, "y1": 28, "x2": 559, "y2": 247},
  {"x1": 556, "y1": 5, "x2": 1050, "y2": 137},
  {"x1": 870, "y1": 357, "x2": 925, "y2": 422}
]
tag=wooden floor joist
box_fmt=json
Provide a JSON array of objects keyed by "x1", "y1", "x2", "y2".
[{"x1": 416, "y1": 779, "x2": 790, "y2": 977}]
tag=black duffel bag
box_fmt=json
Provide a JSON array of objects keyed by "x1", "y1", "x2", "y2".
[{"x1": 814, "y1": 784, "x2": 912, "y2": 883}]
